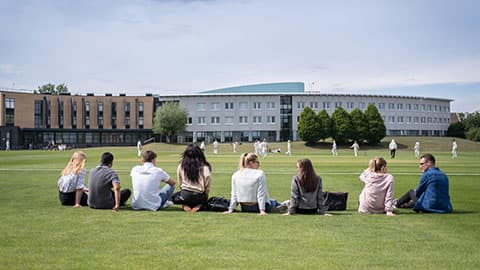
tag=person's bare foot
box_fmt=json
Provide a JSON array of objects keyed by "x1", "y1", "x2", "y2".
[
  {"x1": 191, "y1": 205, "x2": 201, "y2": 212},
  {"x1": 183, "y1": 205, "x2": 192, "y2": 212}
]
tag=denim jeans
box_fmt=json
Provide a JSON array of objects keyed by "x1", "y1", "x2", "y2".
[
  {"x1": 159, "y1": 184, "x2": 175, "y2": 208},
  {"x1": 240, "y1": 199, "x2": 280, "y2": 213}
]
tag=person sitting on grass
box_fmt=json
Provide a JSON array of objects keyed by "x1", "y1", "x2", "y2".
[
  {"x1": 131, "y1": 150, "x2": 176, "y2": 211},
  {"x1": 224, "y1": 152, "x2": 283, "y2": 216},
  {"x1": 395, "y1": 153, "x2": 452, "y2": 213},
  {"x1": 177, "y1": 144, "x2": 212, "y2": 212},
  {"x1": 358, "y1": 157, "x2": 395, "y2": 216},
  {"x1": 57, "y1": 151, "x2": 89, "y2": 207},
  {"x1": 284, "y1": 158, "x2": 330, "y2": 216},
  {"x1": 88, "y1": 152, "x2": 131, "y2": 211}
]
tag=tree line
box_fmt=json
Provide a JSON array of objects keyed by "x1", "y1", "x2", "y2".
[
  {"x1": 297, "y1": 104, "x2": 386, "y2": 145},
  {"x1": 447, "y1": 112, "x2": 480, "y2": 141}
]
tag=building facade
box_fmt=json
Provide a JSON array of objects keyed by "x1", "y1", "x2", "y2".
[
  {"x1": 0, "y1": 90, "x2": 156, "y2": 149},
  {"x1": 1, "y1": 82, "x2": 452, "y2": 149},
  {"x1": 159, "y1": 82, "x2": 452, "y2": 143}
]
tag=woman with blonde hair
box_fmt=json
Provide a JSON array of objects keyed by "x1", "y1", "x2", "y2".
[
  {"x1": 358, "y1": 157, "x2": 395, "y2": 216},
  {"x1": 224, "y1": 152, "x2": 282, "y2": 216},
  {"x1": 57, "y1": 151, "x2": 89, "y2": 207}
]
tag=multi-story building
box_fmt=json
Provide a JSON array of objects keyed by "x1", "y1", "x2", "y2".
[
  {"x1": 1, "y1": 82, "x2": 452, "y2": 149},
  {"x1": 159, "y1": 82, "x2": 452, "y2": 143},
  {"x1": 0, "y1": 90, "x2": 155, "y2": 149}
]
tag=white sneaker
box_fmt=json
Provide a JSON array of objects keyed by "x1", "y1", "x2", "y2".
[{"x1": 162, "y1": 200, "x2": 174, "y2": 209}]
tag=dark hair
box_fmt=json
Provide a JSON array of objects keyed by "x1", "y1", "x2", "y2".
[
  {"x1": 180, "y1": 144, "x2": 211, "y2": 184},
  {"x1": 297, "y1": 159, "x2": 318, "y2": 192},
  {"x1": 420, "y1": 153, "x2": 436, "y2": 165},
  {"x1": 101, "y1": 152, "x2": 114, "y2": 166},
  {"x1": 142, "y1": 150, "x2": 157, "y2": 163}
]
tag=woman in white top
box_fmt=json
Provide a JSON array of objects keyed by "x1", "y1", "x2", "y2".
[
  {"x1": 57, "y1": 151, "x2": 88, "y2": 207},
  {"x1": 358, "y1": 157, "x2": 395, "y2": 216},
  {"x1": 224, "y1": 152, "x2": 280, "y2": 216}
]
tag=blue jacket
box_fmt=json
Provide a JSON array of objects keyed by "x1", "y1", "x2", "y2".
[{"x1": 414, "y1": 167, "x2": 452, "y2": 213}]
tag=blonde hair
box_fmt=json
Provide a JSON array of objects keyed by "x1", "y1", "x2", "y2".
[
  {"x1": 239, "y1": 152, "x2": 258, "y2": 170},
  {"x1": 61, "y1": 151, "x2": 87, "y2": 175}
]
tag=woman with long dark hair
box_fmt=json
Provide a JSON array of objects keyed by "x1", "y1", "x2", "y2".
[
  {"x1": 286, "y1": 159, "x2": 329, "y2": 215},
  {"x1": 177, "y1": 144, "x2": 212, "y2": 212}
]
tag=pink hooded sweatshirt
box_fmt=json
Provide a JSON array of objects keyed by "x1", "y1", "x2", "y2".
[{"x1": 358, "y1": 169, "x2": 394, "y2": 214}]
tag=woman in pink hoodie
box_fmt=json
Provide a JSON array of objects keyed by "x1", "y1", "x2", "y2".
[{"x1": 358, "y1": 157, "x2": 395, "y2": 216}]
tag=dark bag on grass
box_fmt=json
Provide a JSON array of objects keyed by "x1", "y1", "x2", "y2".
[
  {"x1": 207, "y1": 196, "x2": 230, "y2": 212},
  {"x1": 171, "y1": 191, "x2": 184, "y2": 205},
  {"x1": 323, "y1": 191, "x2": 348, "y2": 211}
]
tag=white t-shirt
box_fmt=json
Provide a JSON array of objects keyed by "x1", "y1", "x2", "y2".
[{"x1": 131, "y1": 162, "x2": 171, "y2": 211}]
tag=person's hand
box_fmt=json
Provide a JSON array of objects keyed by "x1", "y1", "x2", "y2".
[
  {"x1": 386, "y1": 211, "x2": 395, "y2": 216},
  {"x1": 112, "y1": 205, "x2": 120, "y2": 212},
  {"x1": 258, "y1": 210, "x2": 268, "y2": 216},
  {"x1": 73, "y1": 204, "x2": 81, "y2": 208},
  {"x1": 223, "y1": 209, "x2": 233, "y2": 215}
]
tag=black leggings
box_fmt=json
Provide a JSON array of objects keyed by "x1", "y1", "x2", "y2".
[
  {"x1": 396, "y1": 189, "x2": 417, "y2": 208},
  {"x1": 59, "y1": 191, "x2": 88, "y2": 206},
  {"x1": 180, "y1": 189, "x2": 207, "y2": 208}
]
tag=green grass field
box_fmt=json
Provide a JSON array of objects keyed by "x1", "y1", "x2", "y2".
[{"x1": 1, "y1": 137, "x2": 479, "y2": 269}]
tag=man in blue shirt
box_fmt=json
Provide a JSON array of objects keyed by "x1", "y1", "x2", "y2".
[{"x1": 395, "y1": 153, "x2": 452, "y2": 213}]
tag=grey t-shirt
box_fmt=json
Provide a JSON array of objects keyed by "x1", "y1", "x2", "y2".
[{"x1": 88, "y1": 165, "x2": 120, "y2": 209}]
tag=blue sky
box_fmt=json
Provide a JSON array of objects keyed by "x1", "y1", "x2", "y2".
[{"x1": 0, "y1": 0, "x2": 479, "y2": 112}]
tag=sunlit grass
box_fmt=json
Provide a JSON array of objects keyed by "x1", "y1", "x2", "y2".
[{"x1": 0, "y1": 137, "x2": 479, "y2": 269}]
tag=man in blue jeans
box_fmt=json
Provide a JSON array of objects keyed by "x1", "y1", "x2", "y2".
[
  {"x1": 395, "y1": 153, "x2": 452, "y2": 213},
  {"x1": 130, "y1": 150, "x2": 176, "y2": 211}
]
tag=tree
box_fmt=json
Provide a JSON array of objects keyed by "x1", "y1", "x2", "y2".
[
  {"x1": 297, "y1": 107, "x2": 321, "y2": 144},
  {"x1": 466, "y1": 127, "x2": 480, "y2": 142},
  {"x1": 464, "y1": 112, "x2": 480, "y2": 131},
  {"x1": 153, "y1": 102, "x2": 188, "y2": 143},
  {"x1": 331, "y1": 107, "x2": 353, "y2": 144},
  {"x1": 350, "y1": 108, "x2": 367, "y2": 143},
  {"x1": 317, "y1": 109, "x2": 331, "y2": 141},
  {"x1": 447, "y1": 122, "x2": 466, "y2": 138},
  {"x1": 34, "y1": 83, "x2": 69, "y2": 94},
  {"x1": 364, "y1": 104, "x2": 386, "y2": 145}
]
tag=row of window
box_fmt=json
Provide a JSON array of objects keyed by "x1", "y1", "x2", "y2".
[
  {"x1": 193, "y1": 100, "x2": 450, "y2": 113},
  {"x1": 296, "y1": 101, "x2": 449, "y2": 112},
  {"x1": 196, "y1": 101, "x2": 276, "y2": 111},
  {"x1": 385, "y1": 116, "x2": 450, "y2": 124},
  {"x1": 190, "y1": 116, "x2": 277, "y2": 125}
]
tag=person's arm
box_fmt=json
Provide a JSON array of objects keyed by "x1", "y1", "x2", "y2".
[
  {"x1": 204, "y1": 166, "x2": 212, "y2": 198},
  {"x1": 316, "y1": 177, "x2": 329, "y2": 215},
  {"x1": 414, "y1": 173, "x2": 428, "y2": 199},
  {"x1": 166, "y1": 177, "x2": 176, "y2": 186},
  {"x1": 74, "y1": 170, "x2": 87, "y2": 208},
  {"x1": 176, "y1": 165, "x2": 183, "y2": 189},
  {"x1": 225, "y1": 174, "x2": 238, "y2": 214},
  {"x1": 359, "y1": 168, "x2": 372, "y2": 183},
  {"x1": 384, "y1": 175, "x2": 395, "y2": 216},
  {"x1": 74, "y1": 189, "x2": 83, "y2": 208},
  {"x1": 287, "y1": 177, "x2": 299, "y2": 215},
  {"x1": 112, "y1": 182, "x2": 121, "y2": 211},
  {"x1": 257, "y1": 172, "x2": 268, "y2": 216}
]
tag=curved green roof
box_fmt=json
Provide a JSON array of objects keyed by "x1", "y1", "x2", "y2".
[{"x1": 200, "y1": 82, "x2": 305, "y2": 94}]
